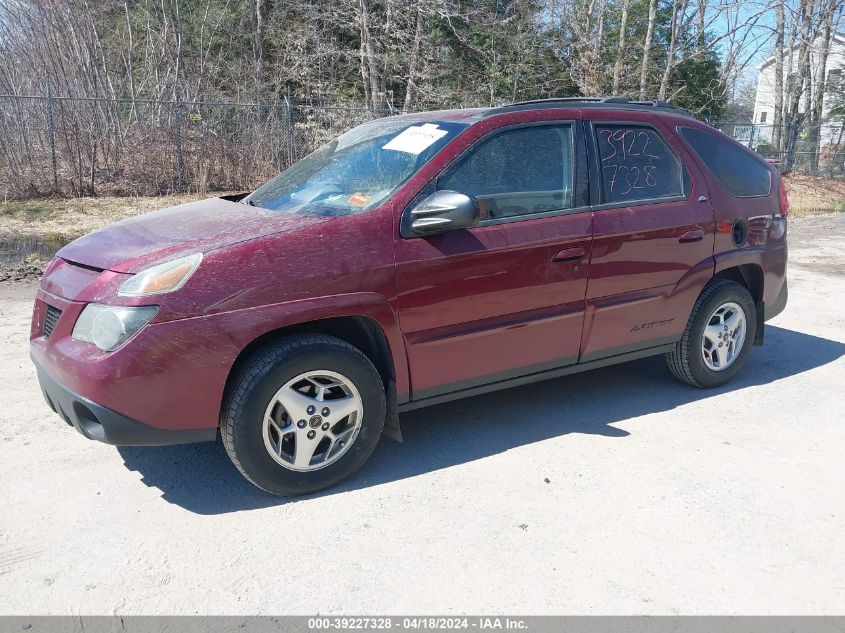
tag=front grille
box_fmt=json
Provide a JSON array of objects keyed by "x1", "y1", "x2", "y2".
[{"x1": 43, "y1": 304, "x2": 61, "y2": 339}]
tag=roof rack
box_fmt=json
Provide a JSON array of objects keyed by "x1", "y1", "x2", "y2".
[
  {"x1": 503, "y1": 97, "x2": 634, "y2": 105},
  {"x1": 483, "y1": 96, "x2": 682, "y2": 116}
]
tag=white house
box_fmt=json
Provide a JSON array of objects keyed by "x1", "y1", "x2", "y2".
[{"x1": 750, "y1": 32, "x2": 845, "y2": 143}]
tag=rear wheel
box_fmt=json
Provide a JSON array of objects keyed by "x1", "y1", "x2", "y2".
[
  {"x1": 666, "y1": 279, "x2": 756, "y2": 388},
  {"x1": 222, "y1": 335, "x2": 386, "y2": 495}
]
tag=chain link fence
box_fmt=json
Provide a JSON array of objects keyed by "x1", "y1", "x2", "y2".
[
  {"x1": 0, "y1": 94, "x2": 394, "y2": 199},
  {"x1": 710, "y1": 122, "x2": 845, "y2": 179},
  {"x1": 2, "y1": 94, "x2": 845, "y2": 200}
]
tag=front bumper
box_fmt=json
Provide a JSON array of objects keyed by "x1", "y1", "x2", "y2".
[
  {"x1": 30, "y1": 282, "x2": 239, "y2": 443},
  {"x1": 33, "y1": 356, "x2": 217, "y2": 446}
]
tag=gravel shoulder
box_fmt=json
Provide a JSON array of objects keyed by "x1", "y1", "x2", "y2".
[{"x1": 0, "y1": 215, "x2": 843, "y2": 615}]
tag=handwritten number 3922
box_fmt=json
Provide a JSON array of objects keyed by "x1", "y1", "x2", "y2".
[{"x1": 599, "y1": 128, "x2": 662, "y2": 194}]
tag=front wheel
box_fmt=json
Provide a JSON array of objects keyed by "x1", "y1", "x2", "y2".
[
  {"x1": 221, "y1": 334, "x2": 386, "y2": 495},
  {"x1": 666, "y1": 279, "x2": 756, "y2": 388}
]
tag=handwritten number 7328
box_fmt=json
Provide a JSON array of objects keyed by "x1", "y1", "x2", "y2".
[{"x1": 603, "y1": 164, "x2": 658, "y2": 195}]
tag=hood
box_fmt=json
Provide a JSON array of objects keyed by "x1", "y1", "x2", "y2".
[{"x1": 57, "y1": 197, "x2": 333, "y2": 273}]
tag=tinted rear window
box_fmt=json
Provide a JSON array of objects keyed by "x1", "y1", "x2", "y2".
[{"x1": 679, "y1": 126, "x2": 771, "y2": 197}]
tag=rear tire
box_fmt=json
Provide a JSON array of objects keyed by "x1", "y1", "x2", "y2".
[
  {"x1": 221, "y1": 334, "x2": 386, "y2": 495},
  {"x1": 666, "y1": 279, "x2": 756, "y2": 388}
]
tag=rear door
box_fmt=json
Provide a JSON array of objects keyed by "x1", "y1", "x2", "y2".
[
  {"x1": 394, "y1": 115, "x2": 592, "y2": 400},
  {"x1": 580, "y1": 111, "x2": 715, "y2": 361}
]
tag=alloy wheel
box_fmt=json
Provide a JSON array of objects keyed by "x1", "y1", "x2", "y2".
[
  {"x1": 262, "y1": 370, "x2": 363, "y2": 472},
  {"x1": 701, "y1": 301, "x2": 746, "y2": 372}
]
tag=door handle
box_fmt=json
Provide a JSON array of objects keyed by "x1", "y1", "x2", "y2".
[
  {"x1": 552, "y1": 246, "x2": 586, "y2": 262},
  {"x1": 679, "y1": 229, "x2": 704, "y2": 243}
]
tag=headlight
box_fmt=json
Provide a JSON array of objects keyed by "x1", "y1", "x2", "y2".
[
  {"x1": 72, "y1": 304, "x2": 158, "y2": 352},
  {"x1": 118, "y1": 253, "x2": 202, "y2": 297}
]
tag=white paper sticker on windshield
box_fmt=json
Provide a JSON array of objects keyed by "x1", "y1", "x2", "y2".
[{"x1": 382, "y1": 123, "x2": 448, "y2": 155}]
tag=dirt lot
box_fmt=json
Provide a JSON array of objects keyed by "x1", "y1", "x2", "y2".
[
  {"x1": 783, "y1": 173, "x2": 845, "y2": 215},
  {"x1": 0, "y1": 192, "x2": 218, "y2": 239},
  {"x1": 0, "y1": 215, "x2": 844, "y2": 615}
]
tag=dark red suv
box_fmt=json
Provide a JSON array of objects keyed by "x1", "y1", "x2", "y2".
[{"x1": 30, "y1": 97, "x2": 788, "y2": 494}]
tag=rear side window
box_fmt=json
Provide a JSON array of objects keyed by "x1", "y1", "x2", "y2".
[
  {"x1": 679, "y1": 126, "x2": 771, "y2": 197},
  {"x1": 594, "y1": 125, "x2": 684, "y2": 204},
  {"x1": 438, "y1": 124, "x2": 574, "y2": 219}
]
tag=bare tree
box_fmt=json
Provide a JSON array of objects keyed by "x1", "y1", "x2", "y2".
[
  {"x1": 658, "y1": 0, "x2": 690, "y2": 101},
  {"x1": 807, "y1": 0, "x2": 842, "y2": 169},
  {"x1": 611, "y1": 0, "x2": 630, "y2": 95},
  {"x1": 772, "y1": 0, "x2": 786, "y2": 149},
  {"x1": 639, "y1": 0, "x2": 658, "y2": 99},
  {"x1": 403, "y1": 1, "x2": 425, "y2": 111},
  {"x1": 783, "y1": 0, "x2": 816, "y2": 169}
]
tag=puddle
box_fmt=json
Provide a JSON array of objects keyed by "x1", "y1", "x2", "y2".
[{"x1": 0, "y1": 235, "x2": 71, "y2": 264}]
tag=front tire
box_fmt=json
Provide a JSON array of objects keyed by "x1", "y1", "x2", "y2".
[
  {"x1": 221, "y1": 335, "x2": 386, "y2": 495},
  {"x1": 667, "y1": 279, "x2": 756, "y2": 388}
]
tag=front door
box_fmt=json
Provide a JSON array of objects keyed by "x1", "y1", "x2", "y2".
[
  {"x1": 394, "y1": 118, "x2": 593, "y2": 400},
  {"x1": 579, "y1": 112, "x2": 716, "y2": 361}
]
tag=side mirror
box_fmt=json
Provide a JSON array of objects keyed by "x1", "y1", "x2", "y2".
[{"x1": 405, "y1": 190, "x2": 480, "y2": 237}]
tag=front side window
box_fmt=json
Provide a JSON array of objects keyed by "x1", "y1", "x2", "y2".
[
  {"x1": 247, "y1": 119, "x2": 467, "y2": 215},
  {"x1": 595, "y1": 124, "x2": 683, "y2": 204},
  {"x1": 437, "y1": 124, "x2": 574, "y2": 219}
]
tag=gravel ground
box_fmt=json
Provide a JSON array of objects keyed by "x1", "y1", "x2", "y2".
[{"x1": 0, "y1": 215, "x2": 843, "y2": 615}]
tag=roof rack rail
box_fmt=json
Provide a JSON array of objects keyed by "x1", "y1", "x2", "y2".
[
  {"x1": 495, "y1": 96, "x2": 633, "y2": 106},
  {"x1": 483, "y1": 96, "x2": 682, "y2": 116},
  {"x1": 630, "y1": 99, "x2": 674, "y2": 108}
]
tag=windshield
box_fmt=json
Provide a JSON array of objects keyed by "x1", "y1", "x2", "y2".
[{"x1": 246, "y1": 119, "x2": 468, "y2": 215}]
